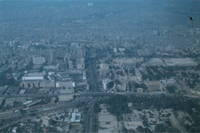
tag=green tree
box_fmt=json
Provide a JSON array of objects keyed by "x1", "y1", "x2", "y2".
[
  {"x1": 107, "y1": 81, "x2": 114, "y2": 89},
  {"x1": 166, "y1": 85, "x2": 177, "y2": 94}
]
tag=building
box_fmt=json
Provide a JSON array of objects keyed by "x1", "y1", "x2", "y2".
[
  {"x1": 44, "y1": 64, "x2": 59, "y2": 70},
  {"x1": 40, "y1": 80, "x2": 55, "y2": 88},
  {"x1": 69, "y1": 61, "x2": 73, "y2": 69},
  {"x1": 122, "y1": 59, "x2": 136, "y2": 68},
  {"x1": 19, "y1": 90, "x2": 26, "y2": 94},
  {"x1": 76, "y1": 58, "x2": 85, "y2": 70},
  {"x1": 146, "y1": 58, "x2": 165, "y2": 66},
  {"x1": 164, "y1": 58, "x2": 197, "y2": 66},
  {"x1": 59, "y1": 87, "x2": 74, "y2": 94},
  {"x1": 33, "y1": 57, "x2": 45, "y2": 65},
  {"x1": 102, "y1": 79, "x2": 111, "y2": 90},
  {"x1": 57, "y1": 72, "x2": 70, "y2": 81},
  {"x1": 70, "y1": 113, "x2": 81, "y2": 123},
  {"x1": 22, "y1": 73, "x2": 44, "y2": 80},
  {"x1": 56, "y1": 81, "x2": 74, "y2": 89},
  {"x1": 42, "y1": 116, "x2": 52, "y2": 127},
  {"x1": 20, "y1": 80, "x2": 40, "y2": 88},
  {"x1": 99, "y1": 63, "x2": 110, "y2": 79},
  {"x1": 124, "y1": 121, "x2": 143, "y2": 130},
  {"x1": 12, "y1": 127, "x2": 18, "y2": 133},
  {"x1": 58, "y1": 95, "x2": 73, "y2": 101},
  {"x1": 5, "y1": 97, "x2": 27, "y2": 107},
  {"x1": 12, "y1": 73, "x2": 22, "y2": 80}
]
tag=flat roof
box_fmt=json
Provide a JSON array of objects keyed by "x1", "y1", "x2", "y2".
[{"x1": 24, "y1": 73, "x2": 43, "y2": 77}]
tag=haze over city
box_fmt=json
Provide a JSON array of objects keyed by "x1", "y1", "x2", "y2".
[{"x1": 0, "y1": 0, "x2": 200, "y2": 132}]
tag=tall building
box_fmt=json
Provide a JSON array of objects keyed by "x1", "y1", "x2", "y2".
[{"x1": 69, "y1": 61, "x2": 73, "y2": 69}]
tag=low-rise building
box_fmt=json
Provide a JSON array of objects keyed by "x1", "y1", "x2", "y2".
[
  {"x1": 22, "y1": 73, "x2": 44, "y2": 80},
  {"x1": 42, "y1": 116, "x2": 52, "y2": 127},
  {"x1": 33, "y1": 57, "x2": 45, "y2": 65},
  {"x1": 70, "y1": 113, "x2": 81, "y2": 123}
]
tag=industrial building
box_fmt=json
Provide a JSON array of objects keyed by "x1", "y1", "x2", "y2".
[
  {"x1": 20, "y1": 81, "x2": 40, "y2": 88},
  {"x1": 40, "y1": 80, "x2": 55, "y2": 88},
  {"x1": 22, "y1": 73, "x2": 44, "y2": 80},
  {"x1": 164, "y1": 58, "x2": 197, "y2": 66},
  {"x1": 146, "y1": 58, "x2": 165, "y2": 66},
  {"x1": 56, "y1": 81, "x2": 74, "y2": 89},
  {"x1": 57, "y1": 72, "x2": 71, "y2": 81}
]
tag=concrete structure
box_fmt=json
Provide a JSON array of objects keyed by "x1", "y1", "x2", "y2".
[
  {"x1": 122, "y1": 59, "x2": 136, "y2": 68},
  {"x1": 42, "y1": 116, "x2": 52, "y2": 127},
  {"x1": 69, "y1": 70, "x2": 82, "y2": 75},
  {"x1": 124, "y1": 121, "x2": 143, "y2": 130},
  {"x1": 114, "y1": 58, "x2": 143, "y2": 68},
  {"x1": 44, "y1": 65, "x2": 59, "y2": 70},
  {"x1": 40, "y1": 80, "x2": 55, "y2": 88},
  {"x1": 5, "y1": 97, "x2": 27, "y2": 107},
  {"x1": 76, "y1": 58, "x2": 85, "y2": 70},
  {"x1": 12, "y1": 73, "x2": 22, "y2": 80},
  {"x1": 164, "y1": 58, "x2": 197, "y2": 66},
  {"x1": 19, "y1": 89, "x2": 26, "y2": 94},
  {"x1": 70, "y1": 113, "x2": 81, "y2": 123},
  {"x1": 60, "y1": 87, "x2": 74, "y2": 94},
  {"x1": 98, "y1": 104, "x2": 118, "y2": 133},
  {"x1": 69, "y1": 61, "x2": 73, "y2": 69},
  {"x1": 102, "y1": 79, "x2": 110, "y2": 90},
  {"x1": 22, "y1": 73, "x2": 44, "y2": 80},
  {"x1": 57, "y1": 72, "x2": 70, "y2": 80},
  {"x1": 128, "y1": 103, "x2": 132, "y2": 107},
  {"x1": 56, "y1": 81, "x2": 74, "y2": 89},
  {"x1": 12, "y1": 127, "x2": 18, "y2": 133},
  {"x1": 99, "y1": 63, "x2": 110, "y2": 78},
  {"x1": 146, "y1": 81, "x2": 162, "y2": 92},
  {"x1": 33, "y1": 57, "x2": 45, "y2": 65},
  {"x1": 20, "y1": 81, "x2": 40, "y2": 88},
  {"x1": 146, "y1": 58, "x2": 165, "y2": 66},
  {"x1": 58, "y1": 95, "x2": 73, "y2": 101}
]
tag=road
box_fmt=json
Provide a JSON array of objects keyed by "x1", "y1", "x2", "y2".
[
  {"x1": 84, "y1": 98, "x2": 98, "y2": 133},
  {"x1": 0, "y1": 100, "x2": 78, "y2": 131},
  {"x1": 87, "y1": 59, "x2": 102, "y2": 92}
]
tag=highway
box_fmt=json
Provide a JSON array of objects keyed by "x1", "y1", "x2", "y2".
[{"x1": 87, "y1": 59, "x2": 102, "y2": 92}]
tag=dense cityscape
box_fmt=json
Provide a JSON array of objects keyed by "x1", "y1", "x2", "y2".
[{"x1": 0, "y1": 0, "x2": 200, "y2": 133}]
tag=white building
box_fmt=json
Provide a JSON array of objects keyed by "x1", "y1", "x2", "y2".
[
  {"x1": 22, "y1": 73, "x2": 44, "y2": 80},
  {"x1": 12, "y1": 127, "x2": 18, "y2": 133},
  {"x1": 164, "y1": 58, "x2": 197, "y2": 66},
  {"x1": 102, "y1": 79, "x2": 111, "y2": 90},
  {"x1": 56, "y1": 81, "x2": 74, "y2": 89},
  {"x1": 70, "y1": 113, "x2": 81, "y2": 123}
]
